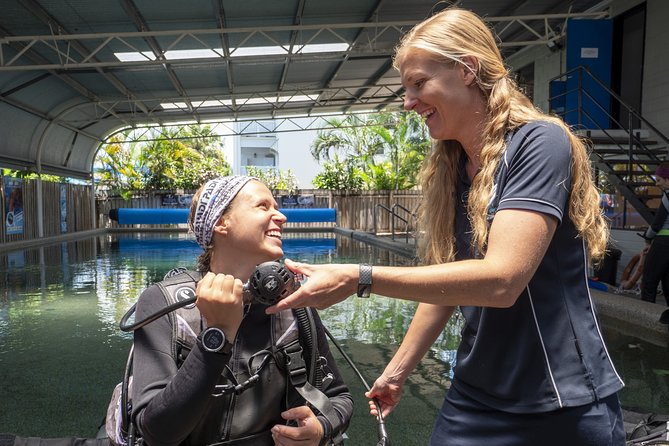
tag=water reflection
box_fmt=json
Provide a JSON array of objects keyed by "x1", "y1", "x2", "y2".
[{"x1": 0, "y1": 233, "x2": 667, "y2": 442}]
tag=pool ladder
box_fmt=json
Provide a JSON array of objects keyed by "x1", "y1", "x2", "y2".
[{"x1": 372, "y1": 203, "x2": 418, "y2": 243}]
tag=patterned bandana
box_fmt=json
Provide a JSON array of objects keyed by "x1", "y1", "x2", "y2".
[{"x1": 191, "y1": 175, "x2": 255, "y2": 248}]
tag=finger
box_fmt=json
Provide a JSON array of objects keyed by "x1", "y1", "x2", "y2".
[
  {"x1": 271, "y1": 424, "x2": 303, "y2": 441},
  {"x1": 195, "y1": 271, "x2": 215, "y2": 292},
  {"x1": 265, "y1": 290, "x2": 304, "y2": 313},
  {"x1": 281, "y1": 406, "x2": 312, "y2": 421},
  {"x1": 211, "y1": 273, "x2": 235, "y2": 291},
  {"x1": 284, "y1": 258, "x2": 312, "y2": 275}
]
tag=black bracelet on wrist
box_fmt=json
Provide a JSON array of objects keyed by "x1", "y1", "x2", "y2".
[{"x1": 357, "y1": 263, "x2": 372, "y2": 298}]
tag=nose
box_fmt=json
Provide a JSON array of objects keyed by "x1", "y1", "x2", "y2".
[
  {"x1": 404, "y1": 93, "x2": 418, "y2": 111},
  {"x1": 274, "y1": 209, "x2": 287, "y2": 225}
]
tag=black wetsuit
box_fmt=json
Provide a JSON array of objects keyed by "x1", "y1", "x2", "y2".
[{"x1": 131, "y1": 283, "x2": 353, "y2": 446}]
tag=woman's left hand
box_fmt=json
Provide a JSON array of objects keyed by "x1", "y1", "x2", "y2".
[
  {"x1": 195, "y1": 272, "x2": 244, "y2": 341},
  {"x1": 271, "y1": 406, "x2": 324, "y2": 446}
]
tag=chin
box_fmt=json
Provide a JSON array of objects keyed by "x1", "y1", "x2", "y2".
[{"x1": 268, "y1": 247, "x2": 284, "y2": 260}]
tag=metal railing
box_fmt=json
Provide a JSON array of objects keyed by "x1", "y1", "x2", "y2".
[
  {"x1": 549, "y1": 65, "x2": 669, "y2": 225},
  {"x1": 373, "y1": 203, "x2": 417, "y2": 243}
]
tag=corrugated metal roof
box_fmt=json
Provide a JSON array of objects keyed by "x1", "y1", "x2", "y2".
[{"x1": 0, "y1": 0, "x2": 608, "y2": 178}]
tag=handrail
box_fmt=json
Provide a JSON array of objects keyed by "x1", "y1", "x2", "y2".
[
  {"x1": 391, "y1": 203, "x2": 415, "y2": 243},
  {"x1": 548, "y1": 65, "x2": 667, "y2": 226},
  {"x1": 550, "y1": 65, "x2": 669, "y2": 147},
  {"x1": 373, "y1": 203, "x2": 413, "y2": 243}
]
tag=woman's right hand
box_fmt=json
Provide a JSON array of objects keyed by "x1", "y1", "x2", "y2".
[
  {"x1": 365, "y1": 374, "x2": 404, "y2": 419},
  {"x1": 195, "y1": 272, "x2": 244, "y2": 341}
]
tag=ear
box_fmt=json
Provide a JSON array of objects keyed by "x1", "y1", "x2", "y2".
[
  {"x1": 212, "y1": 218, "x2": 230, "y2": 236},
  {"x1": 460, "y1": 56, "x2": 479, "y2": 86}
]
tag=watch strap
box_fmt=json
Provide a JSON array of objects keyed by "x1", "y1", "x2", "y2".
[{"x1": 357, "y1": 263, "x2": 372, "y2": 298}]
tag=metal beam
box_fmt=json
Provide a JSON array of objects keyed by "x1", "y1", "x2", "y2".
[
  {"x1": 0, "y1": 12, "x2": 606, "y2": 71},
  {"x1": 103, "y1": 111, "x2": 401, "y2": 144}
]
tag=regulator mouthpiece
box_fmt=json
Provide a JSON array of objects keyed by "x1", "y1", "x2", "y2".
[{"x1": 242, "y1": 261, "x2": 301, "y2": 306}]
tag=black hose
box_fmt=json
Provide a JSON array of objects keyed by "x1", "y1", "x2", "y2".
[
  {"x1": 119, "y1": 296, "x2": 196, "y2": 332},
  {"x1": 323, "y1": 326, "x2": 391, "y2": 446}
]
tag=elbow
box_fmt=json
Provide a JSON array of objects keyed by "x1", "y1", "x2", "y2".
[{"x1": 488, "y1": 274, "x2": 527, "y2": 308}]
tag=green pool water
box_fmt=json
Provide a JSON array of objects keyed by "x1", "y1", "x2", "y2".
[{"x1": 0, "y1": 233, "x2": 667, "y2": 444}]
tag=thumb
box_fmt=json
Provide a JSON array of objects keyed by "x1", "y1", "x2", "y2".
[
  {"x1": 284, "y1": 258, "x2": 311, "y2": 276},
  {"x1": 281, "y1": 405, "x2": 313, "y2": 421}
]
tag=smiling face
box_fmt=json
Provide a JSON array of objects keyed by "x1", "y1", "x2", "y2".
[
  {"x1": 217, "y1": 180, "x2": 286, "y2": 267},
  {"x1": 399, "y1": 50, "x2": 485, "y2": 145}
]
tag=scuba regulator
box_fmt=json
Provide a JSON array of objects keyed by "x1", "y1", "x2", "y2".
[
  {"x1": 120, "y1": 261, "x2": 299, "y2": 332},
  {"x1": 243, "y1": 261, "x2": 301, "y2": 306}
]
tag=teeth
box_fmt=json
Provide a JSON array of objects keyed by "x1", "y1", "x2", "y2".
[
  {"x1": 267, "y1": 231, "x2": 282, "y2": 239},
  {"x1": 422, "y1": 110, "x2": 434, "y2": 119}
]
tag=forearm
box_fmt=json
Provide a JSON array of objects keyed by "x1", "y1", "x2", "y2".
[
  {"x1": 131, "y1": 287, "x2": 229, "y2": 446},
  {"x1": 135, "y1": 346, "x2": 229, "y2": 446},
  {"x1": 382, "y1": 303, "x2": 454, "y2": 385},
  {"x1": 317, "y1": 391, "x2": 354, "y2": 442},
  {"x1": 370, "y1": 259, "x2": 520, "y2": 307}
]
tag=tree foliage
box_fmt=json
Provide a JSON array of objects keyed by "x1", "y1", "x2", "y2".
[
  {"x1": 312, "y1": 156, "x2": 364, "y2": 190},
  {"x1": 310, "y1": 112, "x2": 430, "y2": 190},
  {"x1": 95, "y1": 125, "x2": 231, "y2": 197},
  {"x1": 245, "y1": 166, "x2": 299, "y2": 194}
]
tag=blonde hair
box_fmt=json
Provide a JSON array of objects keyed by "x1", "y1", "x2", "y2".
[{"x1": 395, "y1": 7, "x2": 608, "y2": 264}]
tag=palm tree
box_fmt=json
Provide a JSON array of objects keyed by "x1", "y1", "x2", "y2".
[
  {"x1": 95, "y1": 125, "x2": 230, "y2": 194},
  {"x1": 311, "y1": 112, "x2": 430, "y2": 190}
]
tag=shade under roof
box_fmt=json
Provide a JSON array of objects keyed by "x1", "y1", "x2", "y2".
[{"x1": 0, "y1": 0, "x2": 608, "y2": 179}]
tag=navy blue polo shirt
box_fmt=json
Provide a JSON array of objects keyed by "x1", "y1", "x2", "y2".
[{"x1": 452, "y1": 121, "x2": 624, "y2": 413}]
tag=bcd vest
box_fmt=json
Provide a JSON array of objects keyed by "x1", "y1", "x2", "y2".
[{"x1": 108, "y1": 270, "x2": 343, "y2": 446}]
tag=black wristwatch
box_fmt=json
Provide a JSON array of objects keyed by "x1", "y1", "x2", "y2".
[
  {"x1": 199, "y1": 327, "x2": 233, "y2": 355},
  {"x1": 357, "y1": 263, "x2": 373, "y2": 298}
]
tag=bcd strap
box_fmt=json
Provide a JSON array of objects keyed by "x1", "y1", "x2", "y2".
[{"x1": 284, "y1": 342, "x2": 344, "y2": 445}]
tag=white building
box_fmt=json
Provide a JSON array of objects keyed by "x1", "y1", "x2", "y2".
[{"x1": 221, "y1": 118, "x2": 326, "y2": 189}]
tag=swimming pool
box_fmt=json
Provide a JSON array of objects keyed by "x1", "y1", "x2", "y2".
[{"x1": 0, "y1": 233, "x2": 667, "y2": 443}]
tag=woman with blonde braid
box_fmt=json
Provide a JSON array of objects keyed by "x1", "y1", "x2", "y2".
[{"x1": 267, "y1": 7, "x2": 625, "y2": 445}]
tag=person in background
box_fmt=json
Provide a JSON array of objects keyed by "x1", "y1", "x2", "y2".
[
  {"x1": 640, "y1": 162, "x2": 669, "y2": 306},
  {"x1": 268, "y1": 7, "x2": 625, "y2": 446},
  {"x1": 130, "y1": 175, "x2": 353, "y2": 446}
]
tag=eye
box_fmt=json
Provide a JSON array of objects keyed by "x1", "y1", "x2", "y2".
[{"x1": 414, "y1": 79, "x2": 425, "y2": 88}]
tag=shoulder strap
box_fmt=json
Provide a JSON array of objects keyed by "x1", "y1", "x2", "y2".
[
  {"x1": 156, "y1": 270, "x2": 203, "y2": 363},
  {"x1": 285, "y1": 308, "x2": 344, "y2": 445}
]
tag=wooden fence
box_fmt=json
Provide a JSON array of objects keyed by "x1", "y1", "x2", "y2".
[
  {"x1": 0, "y1": 176, "x2": 95, "y2": 245},
  {"x1": 0, "y1": 179, "x2": 423, "y2": 247},
  {"x1": 97, "y1": 188, "x2": 423, "y2": 233}
]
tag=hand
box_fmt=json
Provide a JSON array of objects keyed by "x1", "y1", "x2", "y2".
[
  {"x1": 195, "y1": 272, "x2": 244, "y2": 341},
  {"x1": 365, "y1": 374, "x2": 404, "y2": 419},
  {"x1": 265, "y1": 260, "x2": 358, "y2": 314},
  {"x1": 271, "y1": 406, "x2": 324, "y2": 446}
]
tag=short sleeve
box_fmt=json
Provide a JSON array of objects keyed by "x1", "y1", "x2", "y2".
[{"x1": 496, "y1": 122, "x2": 572, "y2": 223}]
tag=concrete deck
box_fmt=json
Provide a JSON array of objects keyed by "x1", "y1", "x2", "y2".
[{"x1": 334, "y1": 227, "x2": 669, "y2": 348}]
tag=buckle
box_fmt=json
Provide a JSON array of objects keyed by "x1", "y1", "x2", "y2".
[{"x1": 284, "y1": 343, "x2": 307, "y2": 385}]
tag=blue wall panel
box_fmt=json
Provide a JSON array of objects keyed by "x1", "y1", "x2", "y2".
[{"x1": 565, "y1": 19, "x2": 613, "y2": 129}]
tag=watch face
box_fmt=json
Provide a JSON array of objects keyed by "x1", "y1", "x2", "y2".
[{"x1": 203, "y1": 328, "x2": 225, "y2": 351}]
